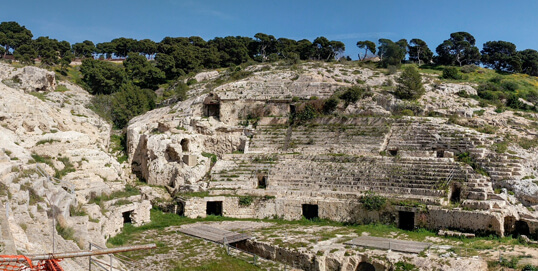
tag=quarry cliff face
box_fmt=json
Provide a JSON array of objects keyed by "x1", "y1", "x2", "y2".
[
  {"x1": 0, "y1": 64, "x2": 149, "y2": 270},
  {"x1": 127, "y1": 62, "x2": 538, "y2": 239}
]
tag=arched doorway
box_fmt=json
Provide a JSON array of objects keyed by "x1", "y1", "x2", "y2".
[{"x1": 181, "y1": 138, "x2": 189, "y2": 152}]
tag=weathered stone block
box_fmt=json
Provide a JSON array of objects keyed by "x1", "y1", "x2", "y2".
[{"x1": 183, "y1": 154, "x2": 197, "y2": 166}]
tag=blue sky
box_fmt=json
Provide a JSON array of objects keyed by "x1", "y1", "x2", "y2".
[{"x1": 1, "y1": 0, "x2": 537, "y2": 59}]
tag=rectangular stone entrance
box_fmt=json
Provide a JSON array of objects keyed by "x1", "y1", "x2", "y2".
[
  {"x1": 122, "y1": 211, "x2": 133, "y2": 224},
  {"x1": 398, "y1": 211, "x2": 415, "y2": 231},
  {"x1": 206, "y1": 201, "x2": 223, "y2": 216},
  {"x1": 302, "y1": 204, "x2": 318, "y2": 220}
]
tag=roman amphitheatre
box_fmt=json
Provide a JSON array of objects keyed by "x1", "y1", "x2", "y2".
[{"x1": 2, "y1": 59, "x2": 538, "y2": 270}]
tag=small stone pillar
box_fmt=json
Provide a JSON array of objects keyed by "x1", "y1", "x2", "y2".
[{"x1": 183, "y1": 154, "x2": 197, "y2": 166}]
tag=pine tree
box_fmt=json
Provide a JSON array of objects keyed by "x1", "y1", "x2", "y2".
[{"x1": 395, "y1": 66, "x2": 424, "y2": 100}]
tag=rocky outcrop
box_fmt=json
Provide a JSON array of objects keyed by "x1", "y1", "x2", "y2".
[
  {"x1": 0, "y1": 63, "x2": 56, "y2": 92},
  {"x1": 0, "y1": 64, "x2": 150, "y2": 270}
]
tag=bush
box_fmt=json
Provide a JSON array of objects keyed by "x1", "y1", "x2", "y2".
[
  {"x1": 490, "y1": 76, "x2": 503, "y2": 84},
  {"x1": 387, "y1": 65, "x2": 399, "y2": 75},
  {"x1": 238, "y1": 196, "x2": 253, "y2": 206},
  {"x1": 522, "y1": 264, "x2": 538, "y2": 271},
  {"x1": 111, "y1": 84, "x2": 156, "y2": 128},
  {"x1": 360, "y1": 191, "x2": 386, "y2": 211},
  {"x1": 339, "y1": 86, "x2": 363, "y2": 104},
  {"x1": 502, "y1": 81, "x2": 518, "y2": 92},
  {"x1": 323, "y1": 97, "x2": 339, "y2": 114},
  {"x1": 442, "y1": 67, "x2": 462, "y2": 79},
  {"x1": 174, "y1": 82, "x2": 189, "y2": 101},
  {"x1": 394, "y1": 66, "x2": 424, "y2": 100},
  {"x1": 506, "y1": 94, "x2": 525, "y2": 110},
  {"x1": 186, "y1": 78, "x2": 197, "y2": 85},
  {"x1": 393, "y1": 101, "x2": 423, "y2": 116},
  {"x1": 293, "y1": 103, "x2": 318, "y2": 123},
  {"x1": 461, "y1": 64, "x2": 479, "y2": 73}
]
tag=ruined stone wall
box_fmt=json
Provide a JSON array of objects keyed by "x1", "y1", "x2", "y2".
[
  {"x1": 101, "y1": 200, "x2": 152, "y2": 239},
  {"x1": 184, "y1": 196, "x2": 506, "y2": 236},
  {"x1": 426, "y1": 207, "x2": 504, "y2": 236}
]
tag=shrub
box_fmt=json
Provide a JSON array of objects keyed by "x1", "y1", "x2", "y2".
[
  {"x1": 502, "y1": 81, "x2": 518, "y2": 92},
  {"x1": 394, "y1": 261, "x2": 418, "y2": 271},
  {"x1": 489, "y1": 76, "x2": 503, "y2": 84},
  {"x1": 522, "y1": 264, "x2": 538, "y2": 271},
  {"x1": 499, "y1": 256, "x2": 519, "y2": 268},
  {"x1": 238, "y1": 196, "x2": 253, "y2": 206},
  {"x1": 461, "y1": 64, "x2": 479, "y2": 73},
  {"x1": 339, "y1": 86, "x2": 363, "y2": 104},
  {"x1": 394, "y1": 66, "x2": 424, "y2": 100},
  {"x1": 400, "y1": 109, "x2": 414, "y2": 116},
  {"x1": 323, "y1": 97, "x2": 339, "y2": 114},
  {"x1": 186, "y1": 78, "x2": 197, "y2": 85},
  {"x1": 506, "y1": 94, "x2": 526, "y2": 110},
  {"x1": 387, "y1": 65, "x2": 399, "y2": 75},
  {"x1": 174, "y1": 82, "x2": 189, "y2": 101},
  {"x1": 295, "y1": 104, "x2": 318, "y2": 122},
  {"x1": 393, "y1": 101, "x2": 423, "y2": 116},
  {"x1": 442, "y1": 67, "x2": 462, "y2": 79},
  {"x1": 87, "y1": 95, "x2": 113, "y2": 123},
  {"x1": 56, "y1": 224, "x2": 75, "y2": 241},
  {"x1": 360, "y1": 191, "x2": 386, "y2": 211},
  {"x1": 111, "y1": 84, "x2": 156, "y2": 128}
]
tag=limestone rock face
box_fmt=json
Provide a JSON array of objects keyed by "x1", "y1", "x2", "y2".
[
  {"x1": 0, "y1": 63, "x2": 56, "y2": 92},
  {"x1": 0, "y1": 64, "x2": 148, "y2": 270}
]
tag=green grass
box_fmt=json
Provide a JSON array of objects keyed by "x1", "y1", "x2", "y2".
[
  {"x1": 110, "y1": 133, "x2": 128, "y2": 163},
  {"x1": 88, "y1": 184, "x2": 140, "y2": 205},
  {"x1": 36, "y1": 139, "x2": 60, "y2": 146},
  {"x1": 70, "y1": 204, "x2": 88, "y2": 216},
  {"x1": 55, "y1": 157, "x2": 75, "y2": 179},
  {"x1": 55, "y1": 65, "x2": 85, "y2": 87},
  {"x1": 418, "y1": 64, "x2": 538, "y2": 112},
  {"x1": 30, "y1": 92, "x2": 47, "y2": 101},
  {"x1": 172, "y1": 250, "x2": 260, "y2": 271},
  {"x1": 56, "y1": 224, "x2": 75, "y2": 241},
  {"x1": 105, "y1": 208, "x2": 537, "y2": 270},
  {"x1": 54, "y1": 85, "x2": 69, "y2": 92}
]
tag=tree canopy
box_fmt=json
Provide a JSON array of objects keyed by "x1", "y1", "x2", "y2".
[
  {"x1": 481, "y1": 41, "x2": 521, "y2": 72},
  {"x1": 72, "y1": 40, "x2": 96, "y2": 58},
  {"x1": 356, "y1": 41, "x2": 376, "y2": 61},
  {"x1": 378, "y1": 39, "x2": 406, "y2": 67},
  {"x1": 80, "y1": 59, "x2": 127, "y2": 95},
  {"x1": 436, "y1": 32, "x2": 481, "y2": 66},
  {"x1": 0, "y1": 21, "x2": 33, "y2": 55},
  {"x1": 408, "y1": 39, "x2": 433, "y2": 65},
  {"x1": 395, "y1": 66, "x2": 424, "y2": 100}
]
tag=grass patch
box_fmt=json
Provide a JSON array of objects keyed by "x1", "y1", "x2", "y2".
[
  {"x1": 238, "y1": 196, "x2": 253, "y2": 206},
  {"x1": 56, "y1": 224, "x2": 75, "y2": 242},
  {"x1": 202, "y1": 152, "x2": 218, "y2": 165},
  {"x1": 110, "y1": 133, "x2": 128, "y2": 163},
  {"x1": 88, "y1": 184, "x2": 140, "y2": 205},
  {"x1": 55, "y1": 85, "x2": 69, "y2": 92},
  {"x1": 456, "y1": 152, "x2": 489, "y2": 176},
  {"x1": 55, "y1": 157, "x2": 75, "y2": 179},
  {"x1": 70, "y1": 204, "x2": 88, "y2": 216},
  {"x1": 36, "y1": 139, "x2": 60, "y2": 146},
  {"x1": 30, "y1": 92, "x2": 47, "y2": 101}
]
